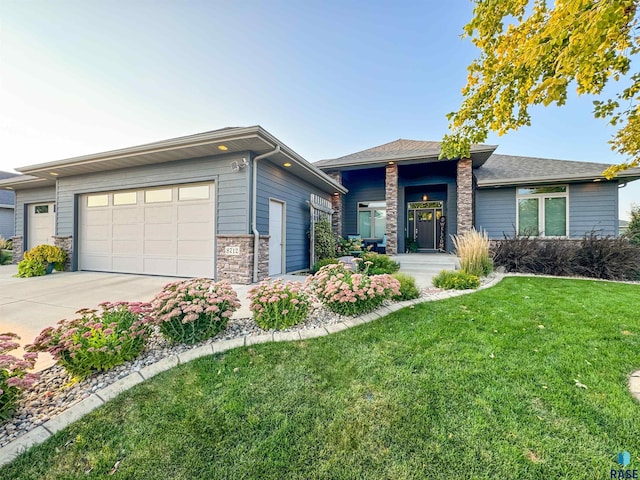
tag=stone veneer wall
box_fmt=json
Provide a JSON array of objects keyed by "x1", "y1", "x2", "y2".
[
  {"x1": 326, "y1": 171, "x2": 343, "y2": 237},
  {"x1": 10, "y1": 236, "x2": 23, "y2": 264},
  {"x1": 385, "y1": 163, "x2": 398, "y2": 255},
  {"x1": 456, "y1": 159, "x2": 473, "y2": 234},
  {"x1": 216, "y1": 234, "x2": 269, "y2": 284},
  {"x1": 53, "y1": 236, "x2": 73, "y2": 271}
]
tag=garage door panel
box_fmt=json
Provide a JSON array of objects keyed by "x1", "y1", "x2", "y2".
[
  {"x1": 145, "y1": 206, "x2": 175, "y2": 223},
  {"x1": 144, "y1": 223, "x2": 176, "y2": 240},
  {"x1": 177, "y1": 223, "x2": 212, "y2": 240},
  {"x1": 144, "y1": 258, "x2": 177, "y2": 276},
  {"x1": 177, "y1": 259, "x2": 214, "y2": 277},
  {"x1": 178, "y1": 240, "x2": 213, "y2": 256},
  {"x1": 177, "y1": 204, "x2": 212, "y2": 223},
  {"x1": 80, "y1": 183, "x2": 214, "y2": 277},
  {"x1": 112, "y1": 208, "x2": 139, "y2": 224}
]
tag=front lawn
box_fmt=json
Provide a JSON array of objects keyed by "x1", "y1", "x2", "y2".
[{"x1": 3, "y1": 277, "x2": 639, "y2": 479}]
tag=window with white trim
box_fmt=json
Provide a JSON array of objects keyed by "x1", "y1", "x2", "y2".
[
  {"x1": 517, "y1": 185, "x2": 568, "y2": 237},
  {"x1": 357, "y1": 201, "x2": 386, "y2": 238}
]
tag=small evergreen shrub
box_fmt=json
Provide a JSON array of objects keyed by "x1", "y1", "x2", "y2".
[
  {"x1": 0, "y1": 333, "x2": 39, "y2": 420},
  {"x1": 452, "y1": 228, "x2": 493, "y2": 277},
  {"x1": 392, "y1": 273, "x2": 420, "y2": 301},
  {"x1": 306, "y1": 263, "x2": 400, "y2": 316},
  {"x1": 313, "y1": 218, "x2": 337, "y2": 261},
  {"x1": 433, "y1": 270, "x2": 480, "y2": 290},
  {"x1": 248, "y1": 279, "x2": 311, "y2": 330},
  {"x1": 151, "y1": 278, "x2": 240, "y2": 344},
  {"x1": 311, "y1": 257, "x2": 339, "y2": 274},
  {"x1": 358, "y1": 252, "x2": 400, "y2": 275},
  {"x1": 0, "y1": 249, "x2": 12, "y2": 266},
  {"x1": 27, "y1": 302, "x2": 152, "y2": 379},
  {"x1": 17, "y1": 244, "x2": 66, "y2": 277},
  {"x1": 626, "y1": 204, "x2": 640, "y2": 245},
  {"x1": 336, "y1": 237, "x2": 365, "y2": 256}
]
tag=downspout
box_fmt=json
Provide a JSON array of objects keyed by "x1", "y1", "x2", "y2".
[{"x1": 252, "y1": 145, "x2": 281, "y2": 282}]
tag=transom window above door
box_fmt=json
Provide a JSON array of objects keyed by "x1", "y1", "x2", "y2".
[{"x1": 358, "y1": 201, "x2": 386, "y2": 238}]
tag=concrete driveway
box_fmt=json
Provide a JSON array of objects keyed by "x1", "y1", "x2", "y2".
[{"x1": 0, "y1": 266, "x2": 256, "y2": 371}]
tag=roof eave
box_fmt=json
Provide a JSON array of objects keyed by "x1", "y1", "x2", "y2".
[
  {"x1": 0, "y1": 175, "x2": 56, "y2": 190},
  {"x1": 477, "y1": 172, "x2": 640, "y2": 188}
]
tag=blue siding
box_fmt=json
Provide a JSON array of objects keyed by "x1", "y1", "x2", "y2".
[
  {"x1": 569, "y1": 182, "x2": 618, "y2": 236},
  {"x1": 257, "y1": 160, "x2": 331, "y2": 272},
  {"x1": 0, "y1": 207, "x2": 14, "y2": 239},
  {"x1": 477, "y1": 182, "x2": 620, "y2": 239},
  {"x1": 14, "y1": 187, "x2": 57, "y2": 238},
  {"x1": 476, "y1": 188, "x2": 517, "y2": 239}
]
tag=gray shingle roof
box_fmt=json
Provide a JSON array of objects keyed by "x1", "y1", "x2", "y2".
[
  {"x1": 314, "y1": 139, "x2": 496, "y2": 169},
  {"x1": 476, "y1": 154, "x2": 640, "y2": 186}
]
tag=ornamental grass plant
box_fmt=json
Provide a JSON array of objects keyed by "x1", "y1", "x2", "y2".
[
  {"x1": 151, "y1": 278, "x2": 240, "y2": 344},
  {"x1": 452, "y1": 228, "x2": 493, "y2": 277},
  {"x1": 247, "y1": 279, "x2": 311, "y2": 330},
  {"x1": 305, "y1": 263, "x2": 400, "y2": 316},
  {"x1": 27, "y1": 302, "x2": 153, "y2": 380},
  {"x1": 0, "y1": 333, "x2": 39, "y2": 420}
]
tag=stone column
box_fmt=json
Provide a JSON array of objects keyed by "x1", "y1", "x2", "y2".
[
  {"x1": 385, "y1": 163, "x2": 398, "y2": 255},
  {"x1": 216, "y1": 234, "x2": 270, "y2": 284},
  {"x1": 456, "y1": 158, "x2": 473, "y2": 234},
  {"x1": 10, "y1": 236, "x2": 23, "y2": 264},
  {"x1": 326, "y1": 171, "x2": 343, "y2": 237},
  {"x1": 53, "y1": 236, "x2": 73, "y2": 271}
]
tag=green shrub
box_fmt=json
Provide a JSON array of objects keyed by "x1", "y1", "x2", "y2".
[
  {"x1": 1, "y1": 333, "x2": 38, "y2": 420},
  {"x1": 452, "y1": 228, "x2": 493, "y2": 277},
  {"x1": 358, "y1": 252, "x2": 400, "y2": 275},
  {"x1": 151, "y1": 278, "x2": 241, "y2": 344},
  {"x1": 17, "y1": 258, "x2": 46, "y2": 277},
  {"x1": 17, "y1": 244, "x2": 66, "y2": 277},
  {"x1": 247, "y1": 279, "x2": 310, "y2": 330},
  {"x1": 392, "y1": 273, "x2": 420, "y2": 301},
  {"x1": 313, "y1": 218, "x2": 337, "y2": 261},
  {"x1": 305, "y1": 263, "x2": 400, "y2": 316},
  {"x1": 433, "y1": 270, "x2": 480, "y2": 290},
  {"x1": 311, "y1": 257, "x2": 339, "y2": 274},
  {"x1": 27, "y1": 302, "x2": 152, "y2": 380},
  {"x1": 0, "y1": 250, "x2": 12, "y2": 266},
  {"x1": 336, "y1": 237, "x2": 365, "y2": 256},
  {"x1": 627, "y1": 204, "x2": 640, "y2": 245}
]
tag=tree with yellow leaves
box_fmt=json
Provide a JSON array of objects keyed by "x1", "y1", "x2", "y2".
[{"x1": 441, "y1": 0, "x2": 639, "y2": 178}]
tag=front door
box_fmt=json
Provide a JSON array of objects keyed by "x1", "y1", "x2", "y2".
[
  {"x1": 407, "y1": 201, "x2": 444, "y2": 251},
  {"x1": 416, "y1": 209, "x2": 436, "y2": 249}
]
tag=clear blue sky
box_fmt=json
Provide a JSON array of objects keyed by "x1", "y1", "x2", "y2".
[{"x1": 1, "y1": 0, "x2": 638, "y2": 219}]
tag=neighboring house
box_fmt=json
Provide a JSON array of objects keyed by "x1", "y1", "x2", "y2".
[
  {"x1": 314, "y1": 139, "x2": 640, "y2": 254},
  {"x1": 2, "y1": 128, "x2": 638, "y2": 281},
  {"x1": 0, "y1": 127, "x2": 345, "y2": 283},
  {"x1": 619, "y1": 219, "x2": 629, "y2": 236},
  {"x1": 0, "y1": 171, "x2": 18, "y2": 240}
]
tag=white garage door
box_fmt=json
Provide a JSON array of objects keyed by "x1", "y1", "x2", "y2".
[
  {"x1": 79, "y1": 183, "x2": 215, "y2": 277},
  {"x1": 28, "y1": 203, "x2": 55, "y2": 249}
]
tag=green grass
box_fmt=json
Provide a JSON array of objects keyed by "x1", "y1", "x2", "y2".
[{"x1": 3, "y1": 277, "x2": 640, "y2": 479}]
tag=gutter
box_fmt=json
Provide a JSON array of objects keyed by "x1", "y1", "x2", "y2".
[{"x1": 251, "y1": 145, "x2": 281, "y2": 283}]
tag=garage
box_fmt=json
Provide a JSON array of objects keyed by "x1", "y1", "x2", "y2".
[{"x1": 79, "y1": 182, "x2": 215, "y2": 277}]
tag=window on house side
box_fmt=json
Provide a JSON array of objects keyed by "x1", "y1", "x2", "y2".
[
  {"x1": 517, "y1": 186, "x2": 568, "y2": 237},
  {"x1": 358, "y1": 201, "x2": 386, "y2": 238}
]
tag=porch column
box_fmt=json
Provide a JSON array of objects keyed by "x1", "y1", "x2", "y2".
[
  {"x1": 456, "y1": 158, "x2": 473, "y2": 234},
  {"x1": 385, "y1": 163, "x2": 398, "y2": 255},
  {"x1": 326, "y1": 171, "x2": 343, "y2": 237}
]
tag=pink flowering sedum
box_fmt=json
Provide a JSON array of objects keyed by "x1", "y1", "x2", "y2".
[
  {"x1": 247, "y1": 279, "x2": 310, "y2": 330},
  {"x1": 26, "y1": 302, "x2": 153, "y2": 380},
  {"x1": 1, "y1": 332, "x2": 39, "y2": 420},
  {"x1": 151, "y1": 278, "x2": 240, "y2": 344},
  {"x1": 305, "y1": 263, "x2": 401, "y2": 316}
]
